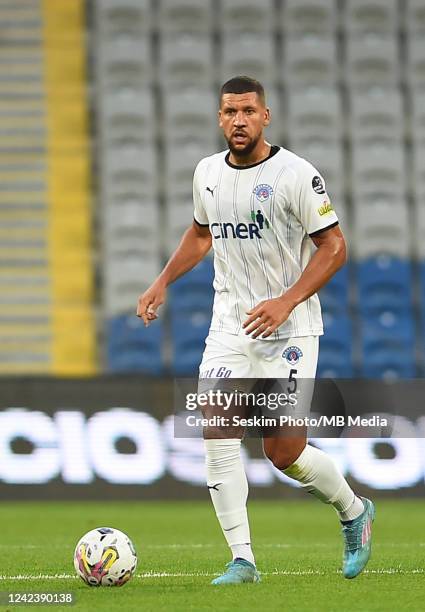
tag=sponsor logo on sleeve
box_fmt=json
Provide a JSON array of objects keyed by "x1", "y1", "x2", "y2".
[
  {"x1": 312, "y1": 176, "x2": 326, "y2": 195},
  {"x1": 318, "y1": 201, "x2": 334, "y2": 216}
]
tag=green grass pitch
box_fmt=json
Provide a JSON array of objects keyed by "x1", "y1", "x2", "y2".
[{"x1": 0, "y1": 499, "x2": 423, "y2": 611}]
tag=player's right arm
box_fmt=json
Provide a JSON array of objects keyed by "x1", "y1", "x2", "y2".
[{"x1": 136, "y1": 221, "x2": 211, "y2": 326}]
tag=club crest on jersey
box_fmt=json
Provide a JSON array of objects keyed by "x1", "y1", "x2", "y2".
[
  {"x1": 253, "y1": 183, "x2": 274, "y2": 203},
  {"x1": 282, "y1": 346, "x2": 303, "y2": 365}
]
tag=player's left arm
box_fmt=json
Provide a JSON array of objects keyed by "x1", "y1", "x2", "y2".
[{"x1": 243, "y1": 224, "x2": 346, "y2": 339}]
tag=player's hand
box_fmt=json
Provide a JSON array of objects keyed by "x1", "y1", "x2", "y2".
[
  {"x1": 243, "y1": 296, "x2": 294, "y2": 339},
  {"x1": 136, "y1": 279, "x2": 167, "y2": 327}
]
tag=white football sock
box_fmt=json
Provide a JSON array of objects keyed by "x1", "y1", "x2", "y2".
[
  {"x1": 205, "y1": 438, "x2": 255, "y2": 566},
  {"x1": 283, "y1": 444, "x2": 364, "y2": 521}
]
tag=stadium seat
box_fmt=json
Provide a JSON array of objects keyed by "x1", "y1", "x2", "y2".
[
  {"x1": 354, "y1": 201, "x2": 410, "y2": 259},
  {"x1": 283, "y1": 35, "x2": 338, "y2": 87},
  {"x1": 351, "y1": 143, "x2": 406, "y2": 199},
  {"x1": 357, "y1": 257, "x2": 413, "y2": 313},
  {"x1": 345, "y1": 34, "x2": 399, "y2": 88},
  {"x1": 412, "y1": 142, "x2": 425, "y2": 201},
  {"x1": 96, "y1": 38, "x2": 152, "y2": 91},
  {"x1": 170, "y1": 311, "x2": 210, "y2": 375},
  {"x1": 159, "y1": 34, "x2": 214, "y2": 88},
  {"x1": 158, "y1": 0, "x2": 213, "y2": 34},
  {"x1": 282, "y1": 0, "x2": 338, "y2": 35},
  {"x1": 102, "y1": 144, "x2": 157, "y2": 199},
  {"x1": 319, "y1": 265, "x2": 350, "y2": 318},
  {"x1": 104, "y1": 254, "x2": 161, "y2": 316},
  {"x1": 99, "y1": 89, "x2": 155, "y2": 148},
  {"x1": 169, "y1": 259, "x2": 215, "y2": 312},
  {"x1": 165, "y1": 142, "x2": 207, "y2": 199},
  {"x1": 406, "y1": 36, "x2": 425, "y2": 90},
  {"x1": 96, "y1": 0, "x2": 152, "y2": 41},
  {"x1": 359, "y1": 318, "x2": 416, "y2": 379},
  {"x1": 219, "y1": 0, "x2": 275, "y2": 33},
  {"x1": 220, "y1": 34, "x2": 276, "y2": 88},
  {"x1": 103, "y1": 200, "x2": 160, "y2": 257},
  {"x1": 343, "y1": 0, "x2": 399, "y2": 35},
  {"x1": 404, "y1": 0, "x2": 425, "y2": 35},
  {"x1": 286, "y1": 89, "x2": 342, "y2": 146},
  {"x1": 289, "y1": 141, "x2": 344, "y2": 203},
  {"x1": 348, "y1": 89, "x2": 404, "y2": 146},
  {"x1": 162, "y1": 88, "x2": 217, "y2": 146},
  {"x1": 410, "y1": 91, "x2": 425, "y2": 145},
  {"x1": 107, "y1": 314, "x2": 163, "y2": 374},
  {"x1": 317, "y1": 314, "x2": 353, "y2": 378},
  {"x1": 413, "y1": 202, "x2": 425, "y2": 259},
  {"x1": 165, "y1": 202, "x2": 195, "y2": 256}
]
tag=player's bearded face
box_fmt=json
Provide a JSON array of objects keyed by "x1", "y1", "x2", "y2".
[{"x1": 219, "y1": 92, "x2": 270, "y2": 157}]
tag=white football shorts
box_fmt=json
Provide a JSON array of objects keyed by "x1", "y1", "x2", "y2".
[{"x1": 199, "y1": 330, "x2": 319, "y2": 380}]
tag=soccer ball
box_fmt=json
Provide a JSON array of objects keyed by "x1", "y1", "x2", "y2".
[{"x1": 74, "y1": 527, "x2": 137, "y2": 586}]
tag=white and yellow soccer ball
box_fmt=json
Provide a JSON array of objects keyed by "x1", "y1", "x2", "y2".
[{"x1": 74, "y1": 527, "x2": 137, "y2": 586}]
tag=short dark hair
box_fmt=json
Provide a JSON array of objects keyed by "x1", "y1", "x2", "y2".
[{"x1": 220, "y1": 76, "x2": 266, "y2": 105}]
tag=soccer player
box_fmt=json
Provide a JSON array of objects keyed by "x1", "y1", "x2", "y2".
[{"x1": 137, "y1": 76, "x2": 374, "y2": 584}]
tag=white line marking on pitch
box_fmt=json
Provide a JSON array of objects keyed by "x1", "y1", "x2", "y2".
[{"x1": 0, "y1": 569, "x2": 423, "y2": 581}]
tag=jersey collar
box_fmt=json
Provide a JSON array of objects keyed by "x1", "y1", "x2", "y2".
[{"x1": 225, "y1": 145, "x2": 280, "y2": 170}]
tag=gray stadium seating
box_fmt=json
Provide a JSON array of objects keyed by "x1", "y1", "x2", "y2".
[
  {"x1": 162, "y1": 89, "x2": 217, "y2": 146},
  {"x1": 345, "y1": 34, "x2": 399, "y2": 88},
  {"x1": 96, "y1": 0, "x2": 152, "y2": 41},
  {"x1": 410, "y1": 91, "x2": 425, "y2": 144},
  {"x1": 404, "y1": 0, "x2": 425, "y2": 35},
  {"x1": 158, "y1": 0, "x2": 213, "y2": 34},
  {"x1": 289, "y1": 141, "x2": 345, "y2": 203},
  {"x1": 96, "y1": 38, "x2": 152, "y2": 91},
  {"x1": 103, "y1": 200, "x2": 159, "y2": 255},
  {"x1": 283, "y1": 35, "x2": 339, "y2": 87},
  {"x1": 286, "y1": 88, "x2": 342, "y2": 146},
  {"x1": 282, "y1": 0, "x2": 338, "y2": 35},
  {"x1": 413, "y1": 201, "x2": 425, "y2": 258},
  {"x1": 101, "y1": 145, "x2": 158, "y2": 200},
  {"x1": 159, "y1": 34, "x2": 214, "y2": 88},
  {"x1": 354, "y1": 201, "x2": 410, "y2": 259},
  {"x1": 220, "y1": 34, "x2": 276, "y2": 88},
  {"x1": 165, "y1": 142, "x2": 206, "y2": 199},
  {"x1": 219, "y1": 0, "x2": 275, "y2": 33},
  {"x1": 412, "y1": 142, "x2": 425, "y2": 198},
  {"x1": 343, "y1": 0, "x2": 399, "y2": 35},
  {"x1": 406, "y1": 36, "x2": 425, "y2": 90},
  {"x1": 165, "y1": 202, "x2": 194, "y2": 256},
  {"x1": 105, "y1": 255, "x2": 161, "y2": 316},
  {"x1": 351, "y1": 143, "x2": 406, "y2": 197},
  {"x1": 348, "y1": 88, "x2": 404, "y2": 145},
  {"x1": 99, "y1": 89, "x2": 155, "y2": 147}
]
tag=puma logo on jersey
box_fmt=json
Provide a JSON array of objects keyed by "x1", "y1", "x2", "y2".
[{"x1": 206, "y1": 185, "x2": 217, "y2": 196}]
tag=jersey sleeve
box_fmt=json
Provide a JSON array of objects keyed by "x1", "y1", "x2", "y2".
[
  {"x1": 292, "y1": 160, "x2": 339, "y2": 236},
  {"x1": 193, "y1": 160, "x2": 209, "y2": 226}
]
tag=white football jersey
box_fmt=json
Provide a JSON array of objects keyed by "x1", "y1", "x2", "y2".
[{"x1": 193, "y1": 145, "x2": 339, "y2": 340}]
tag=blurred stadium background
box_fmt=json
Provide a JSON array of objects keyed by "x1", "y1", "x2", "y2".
[{"x1": 1, "y1": 0, "x2": 425, "y2": 498}]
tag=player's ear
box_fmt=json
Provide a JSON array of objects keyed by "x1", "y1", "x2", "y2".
[
  {"x1": 218, "y1": 109, "x2": 223, "y2": 128},
  {"x1": 263, "y1": 106, "x2": 271, "y2": 127}
]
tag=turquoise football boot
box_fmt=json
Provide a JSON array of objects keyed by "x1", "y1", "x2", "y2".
[
  {"x1": 211, "y1": 558, "x2": 260, "y2": 585},
  {"x1": 341, "y1": 497, "x2": 375, "y2": 579}
]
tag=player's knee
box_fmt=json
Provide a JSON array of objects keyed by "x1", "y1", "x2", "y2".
[{"x1": 265, "y1": 440, "x2": 306, "y2": 470}]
